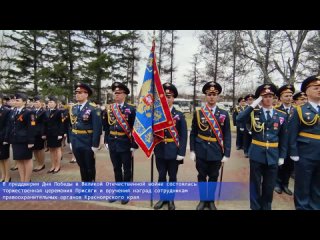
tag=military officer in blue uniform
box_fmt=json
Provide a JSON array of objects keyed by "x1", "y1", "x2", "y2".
[
  {"x1": 274, "y1": 84, "x2": 295, "y2": 195},
  {"x1": 31, "y1": 96, "x2": 48, "y2": 172},
  {"x1": 293, "y1": 91, "x2": 307, "y2": 106},
  {"x1": 153, "y1": 83, "x2": 188, "y2": 210},
  {"x1": 242, "y1": 94, "x2": 256, "y2": 158},
  {"x1": 232, "y1": 97, "x2": 246, "y2": 150},
  {"x1": 289, "y1": 75, "x2": 320, "y2": 210},
  {"x1": 0, "y1": 93, "x2": 12, "y2": 182},
  {"x1": 5, "y1": 93, "x2": 36, "y2": 182},
  {"x1": 237, "y1": 84, "x2": 288, "y2": 210},
  {"x1": 69, "y1": 83, "x2": 102, "y2": 182},
  {"x1": 190, "y1": 81, "x2": 231, "y2": 210},
  {"x1": 103, "y1": 82, "x2": 138, "y2": 205}
]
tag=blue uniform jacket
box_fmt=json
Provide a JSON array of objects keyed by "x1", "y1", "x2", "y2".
[
  {"x1": 190, "y1": 107, "x2": 231, "y2": 161},
  {"x1": 6, "y1": 107, "x2": 36, "y2": 144},
  {"x1": 289, "y1": 102, "x2": 320, "y2": 160},
  {"x1": 237, "y1": 106, "x2": 288, "y2": 165},
  {"x1": 69, "y1": 102, "x2": 102, "y2": 148},
  {"x1": 103, "y1": 102, "x2": 138, "y2": 152},
  {"x1": 0, "y1": 106, "x2": 11, "y2": 143},
  {"x1": 33, "y1": 108, "x2": 48, "y2": 137},
  {"x1": 154, "y1": 107, "x2": 188, "y2": 160},
  {"x1": 232, "y1": 105, "x2": 245, "y2": 128}
]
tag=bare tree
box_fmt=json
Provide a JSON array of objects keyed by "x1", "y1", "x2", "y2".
[
  {"x1": 273, "y1": 30, "x2": 309, "y2": 84},
  {"x1": 302, "y1": 30, "x2": 320, "y2": 76},
  {"x1": 185, "y1": 53, "x2": 205, "y2": 112},
  {"x1": 239, "y1": 30, "x2": 279, "y2": 84}
]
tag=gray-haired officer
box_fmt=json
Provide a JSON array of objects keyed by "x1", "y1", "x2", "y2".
[
  {"x1": 103, "y1": 82, "x2": 138, "y2": 205},
  {"x1": 289, "y1": 75, "x2": 320, "y2": 210},
  {"x1": 237, "y1": 84, "x2": 288, "y2": 210},
  {"x1": 153, "y1": 82, "x2": 188, "y2": 210},
  {"x1": 274, "y1": 84, "x2": 295, "y2": 195},
  {"x1": 190, "y1": 81, "x2": 231, "y2": 210},
  {"x1": 69, "y1": 83, "x2": 102, "y2": 182}
]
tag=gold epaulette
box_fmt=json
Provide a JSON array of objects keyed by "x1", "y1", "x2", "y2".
[
  {"x1": 296, "y1": 105, "x2": 319, "y2": 126},
  {"x1": 89, "y1": 102, "x2": 97, "y2": 107},
  {"x1": 196, "y1": 109, "x2": 209, "y2": 131},
  {"x1": 127, "y1": 102, "x2": 136, "y2": 107},
  {"x1": 274, "y1": 108, "x2": 286, "y2": 115}
]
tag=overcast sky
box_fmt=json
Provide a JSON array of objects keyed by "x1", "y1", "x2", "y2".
[{"x1": 136, "y1": 30, "x2": 200, "y2": 96}]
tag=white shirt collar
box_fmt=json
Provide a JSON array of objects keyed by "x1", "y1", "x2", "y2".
[
  {"x1": 16, "y1": 107, "x2": 24, "y2": 112},
  {"x1": 170, "y1": 106, "x2": 173, "y2": 112},
  {"x1": 78, "y1": 101, "x2": 87, "y2": 110},
  {"x1": 118, "y1": 102, "x2": 124, "y2": 108},
  {"x1": 308, "y1": 101, "x2": 320, "y2": 112},
  {"x1": 262, "y1": 107, "x2": 273, "y2": 116},
  {"x1": 211, "y1": 105, "x2": 217, "y2": 113}
]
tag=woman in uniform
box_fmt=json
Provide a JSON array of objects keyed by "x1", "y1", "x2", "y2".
[
  {"x1": 6, "y1": 93, "x2": 36, "y2": 182},
  {"x1": 45, "y1": 96, "x2": 65, "y2": 174}
]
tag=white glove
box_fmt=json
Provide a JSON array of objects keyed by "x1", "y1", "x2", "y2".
[
  {"x1": 278, "y1": 158, "x2": 284, "y2": 166},
  {"x1": 290, "y1": 156, "x2": 299, "y2": 162},
  {"x1": 240, "y1": 128, "x2": 244, "y2": 131},
  {"x1": 250, "y1": 96, "x2": 262, "y2": 108},
  {"x1": 221, "y1": 156, "x2": 229, "y2": 163},
  {"x1": 69, "y1": 143, "x2": 72, "y2": 151},
  {"x1": 57, "y1": 136, "x2": 63, "y2": 140},
  {"x1": 176, "y1": 155, "x2": 184, "y2": 161},
  {"x1": 190, "y1": 151, "x2": 196, "y2": 162},
  {"x1": 130, "y1": 148, "x2": 136, "y2": 152},
  {"x1": 91, "y1": 147, "x2": 99, "y2": 153},
  {"x1": 104, "y1": 144, "x2": 109, "y2": 151},
  {"x1": 28, "y1": 144, "x2": 34, "y2": 149},
  {"x1": 41, "y1": 136, "x2": 46, "y2": 140},
  {"x1": 3, "y1": 142, "x2": 8, "y2": 145}
]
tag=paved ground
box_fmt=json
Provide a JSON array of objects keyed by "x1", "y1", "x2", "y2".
[{"x1": 0, "y1": 133, "x2": 295, "y2": 210}]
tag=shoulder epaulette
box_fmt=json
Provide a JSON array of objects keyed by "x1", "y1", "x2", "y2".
[
  {"x1": 127, "y1": 102, "x2": 135, "y2": 107},
  {"x1": 275, "y1": 108, "x2": 286, "y2": 115},
  {"x1": 89, "y1": 102, "x2": 97, "y2": 107}
]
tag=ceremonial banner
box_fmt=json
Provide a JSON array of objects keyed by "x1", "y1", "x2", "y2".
[{"x1": 133, "y1": 41, "x2": 174, "y2": 158}]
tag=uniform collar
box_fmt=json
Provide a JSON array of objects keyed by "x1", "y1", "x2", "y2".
[
  {"x1": 262, "y1": 107, "x2": 273, "y2": 116},
  {"x1": 308, "y1": 101, "x2": 320, "y2": 112}
]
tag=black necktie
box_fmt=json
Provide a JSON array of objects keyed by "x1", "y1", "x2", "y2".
[
  {"x1": 78, "y1": 105, "x2": 81, "y2": 113},
  {"x1": 266, "y1": 110, "x2": 272, "y2": 122}
]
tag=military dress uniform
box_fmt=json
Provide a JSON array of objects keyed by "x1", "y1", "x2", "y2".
[
  {"x1": 0, "y1": 102, "x2": 11, "y2": 160},
  {"x1": 232, "y1": 97, "x2": 246, "y2": 150},
  {"x1": 45, "y1": 97, "x2": 65, "y2": 149},
  {"x1": 103, "y1": 82, "x2": 137, "y2": 187},
  {"x1": 237, "y1": 84, "x2": 288, "y2": 210},
  {"x1": 274, "y1": 84, "x2": 295, "y2": 195},
  {"x1": 32, "y1": 96, "x2": 48, "y2": 151},
  {"x1": 153, "y1": 83, "x2": 188, "y2": 210},
  {"x1": 6, "y1": 93, "x2": 36, "y2": 160},
  {"x1": 190, "y1": 81, "x2": 232, "y2": 210},
  {"x1": 243, "y1": 94, "x2": 256, "y2": 157},
  {"x1": 289, "y1": 76, "x2": 320, "y2": 210},
  {"x1": 69, "y1": 83, "x2": 102, "y2": 182}
]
